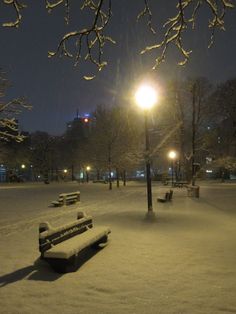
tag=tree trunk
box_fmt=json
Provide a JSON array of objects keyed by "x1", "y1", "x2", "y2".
[
  {"x1": 123, "y1": 170, "x2": 126, "y2": 186},
  {"x1": 96, "y1": 169, "x2": 100, "y2": 180},
  {"x1": 116, "y1": 168, "x2": 119, "y2": 188},
  {"x1": 71, "y1": 164, "x2": 74, "y2": 181},
  {"x1": 191, "y1": 84, "x2": 196, "y2": 186}
]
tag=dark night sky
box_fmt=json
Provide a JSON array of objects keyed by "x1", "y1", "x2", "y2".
[{"x1": 0, "y1": 1, "x2": 236, "y2": 135}]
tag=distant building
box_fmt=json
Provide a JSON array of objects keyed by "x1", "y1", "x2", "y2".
[{"x1": 66, "y1": 113, "x2": 93, "y2": 139}]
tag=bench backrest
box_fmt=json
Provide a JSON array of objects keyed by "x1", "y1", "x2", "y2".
[
  {"x1": 56, "y1": 191, "x2": 80, "y2": 205},
  {"x1": 168, "y1": 189, "x2": 173, "y2": 200},
  {"x1": 58, "y1": 191, "x2": 80, "y2": 202},
  {"x1": 165, "y1": 192, "x2": 169, "y2": 200},
  {"x1": 39, "y1": 212, "x2": 92, "y2": 254}
]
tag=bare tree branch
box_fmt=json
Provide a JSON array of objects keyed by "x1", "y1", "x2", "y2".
[
  {"x1": 0, "y1": 118, "x2": 26, "y2": 142},
  {"x1": 0, "y1": 70, "x2": 31, "y2": 142},
  {"x1": 140, "y1": 0, "x2": 234, "y2": 68},
  {"x1": 2, "y1": 0, "x2": 27, "y2": 28},
  {"x1": 137, "y1": 0, "x2": 156, "y2": 34},
  {"x1": 2, "y1": 0, "x2": 234, "y2": 74},
  {"x1": 47, "y1": 0, "x2": 115, "y2": 79}
]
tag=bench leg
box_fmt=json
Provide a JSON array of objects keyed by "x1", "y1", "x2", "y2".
[
  {"x1": 46, "y1": 256, "x2": 76, "y2": 273},
  {"x1": 91, "y1": 235, "x2": 108, "y2": 248},
  {"x1": 157, "y1": 198, "x2": 167, "y2": 203}
]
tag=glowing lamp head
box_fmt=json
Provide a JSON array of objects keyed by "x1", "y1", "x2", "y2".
[
  {"x1": 21, "y1": 164, "x2": 26, "y2": 169},
  {"x1": 84, "y1": 118, "x2": 89, "y2": 123},
  {"x1": 135, "y1": 85, "x2": 157, "y2": 110},
  {"x1": 63, "y1": 169, "x2": 68, "y2": 173},
  {"x1": 86, "y1": 166, "x2": 91, "y2": 171},
  {"x1": 168, "y1": 151, "x2": 177, "y2": 160}
]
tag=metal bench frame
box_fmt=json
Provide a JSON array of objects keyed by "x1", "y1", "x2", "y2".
[{"x1": 39, "y1": 212, "x2": 111, "y2": 273}]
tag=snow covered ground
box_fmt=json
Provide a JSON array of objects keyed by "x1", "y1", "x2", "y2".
[{"x1": 0, "y1": 181, "x2": 236, "y2": 314}]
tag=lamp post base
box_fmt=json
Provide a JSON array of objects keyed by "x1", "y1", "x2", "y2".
[{"x1": 145, "y1": 210, "x2": 156, "y2": 221}]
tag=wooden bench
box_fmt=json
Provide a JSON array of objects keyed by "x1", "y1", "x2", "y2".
[
  {"x1": 51, "y1": 191, "x2": 80, "y2": 207},
  {"x1": 93, "y1": 180, "x2": 108, "y2": 184},
  {"x1": 186, "y1": 185, "x2": 200, "y2": 198},
  {"x1": 39, "y1": 212, "x2": 111, "y2": 273},
  {"x1": 162, "y1": 180, "x2": 169, "y2": 186},
  {"x1": 157, "y1": 190, "x2": 173, "y2": 203},
  {"x1": 173, "y1": 181, "x2": 188, "y2": 188}
]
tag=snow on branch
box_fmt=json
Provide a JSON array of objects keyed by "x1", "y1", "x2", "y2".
[
  {"x1": 137, "y1": 0, "x2": 156, "y2": 34},
  {"x1": 45, "y1": 0, "x2": 70, "y2": 24},
  {"x1": 0, "y1": 97, "x2": 31, "y2": 115},
  {"x1": 140, "y1": 0, "x2": 234, "y2": 68},
  {"x1": 2, "y1": 0, "x2": 234, "y2": 74},
  {"x1": 2, "y1": 0, "x2": 27, "y2": 28},
  {"x1": 0, "y1": 96, "x2": 31, "y2": 142},
  {"x1": 0, "y1": 118, "x2": 26, "y2": 142},
  {"x1": 47, "y1": 0, "x2": 115, "y2": 80}
]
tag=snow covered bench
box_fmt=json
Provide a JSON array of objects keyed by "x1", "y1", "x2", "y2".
[
  {"x1": 51, "y1": 191, "x2": 80, "y2": 207},
  {"x1": 93, "y1": 180, "x2": 108, "y2": 184},
  {"x1": 173, "y1": 181, "x2": 188, "y2": 188},
  {"x1": 39, "y1": 212, "x2": 111, "y2": 273},
  {"x1": 157, "y1": 190, "x2": 173, "y2": 203}
]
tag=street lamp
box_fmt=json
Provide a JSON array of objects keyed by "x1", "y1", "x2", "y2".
[
  {"x1": 86, "y1": 166, "x2": 91, "y2": 183},
  {"x1": 168, "y1": 150, "x2": 177, "y2": 187},
  {"x1": 135, "y1": 84, "x2": 158, "y2": 216}
]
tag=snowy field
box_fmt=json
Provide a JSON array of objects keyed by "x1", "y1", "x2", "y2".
[{"x1": 0, "y1": 181, "x2": 236, "y2": 314}]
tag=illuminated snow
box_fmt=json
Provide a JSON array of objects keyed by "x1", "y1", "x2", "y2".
[{"x1": 0, "y1": 181, "x2": 236, "y2": 314}]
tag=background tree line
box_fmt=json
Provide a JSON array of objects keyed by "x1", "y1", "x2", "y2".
[{"x1": 1, "y1": 75, "x2": 236, "y2": 184}]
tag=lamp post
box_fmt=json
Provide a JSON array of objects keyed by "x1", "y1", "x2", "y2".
[
  {"x1": 135, "y1": 84, "x2": 158, "y2": 215},
  {"x1": 86, "y1": 166, "x2": 91, "y2": 183},
  {"x1": 168, "y1": 151, "x2": 177, "y2": 187},
  {"x1": 63, "y1": 169, "x2": 68, "y2": 181}
]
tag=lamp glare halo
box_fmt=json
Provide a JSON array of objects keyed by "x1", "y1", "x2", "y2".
[
  {"x1": 135, "y1": 85, "x2": 157, "y2": 109},
  {"x1": 169, "y1": 151, "x2": 177, "y2": 159}
]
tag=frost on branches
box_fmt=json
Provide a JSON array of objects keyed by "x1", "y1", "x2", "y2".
[
  {"x1": 1, "y1": 0, "x2": 235, "y2": 77},
  {"x1": 0, "y1": 69, "x2": 30, "y2": 143}
]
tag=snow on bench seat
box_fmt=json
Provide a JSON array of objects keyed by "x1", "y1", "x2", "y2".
[
  {"x1": 51, "y1": 191, "x2": 80, "y2": 206},
  {"x1": 43, "y1": 226, "x2": 111, "y2": 259},
  {"x1": 39, "y1": 212, "x2": 111, "y2": 272}
]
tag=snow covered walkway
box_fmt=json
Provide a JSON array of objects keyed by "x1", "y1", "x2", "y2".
[{"x1": 0, "y1": 181, "x2": 236, "y2": 314}]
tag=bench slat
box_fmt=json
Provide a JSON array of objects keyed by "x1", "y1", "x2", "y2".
[
  {"x1": 52, "y1": 191, "x2": 80, "y2": 206},
  {"x1": 39, "y1": 217, "x2": 93, "y2": 254},
  {"x1": 44, "y1": 226, "x2": 111, "y2": 259}
]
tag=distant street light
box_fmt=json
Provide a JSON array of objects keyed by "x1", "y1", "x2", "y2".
[
  {"x1": 86, "y1": 166, "x2": 91, "y2": 183},
  {"x1": 168, "y1": 150, "x2": 177, "y2": 187},
  {"x1": 63, "y1": 169, "x2": 68, "y2": 174},
  {"x1": 21, "y1": 164, "x2": 26, "y2": 169},
  {"x1": 135, "y1": 84, "x2": 158, "y2": 216}
]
